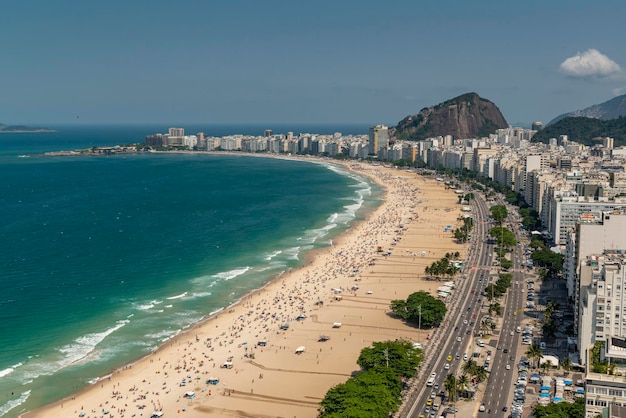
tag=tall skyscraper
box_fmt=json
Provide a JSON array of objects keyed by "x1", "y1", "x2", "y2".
[{"x1": 368, "y1": 125, "x2": 389, "y2": 156}]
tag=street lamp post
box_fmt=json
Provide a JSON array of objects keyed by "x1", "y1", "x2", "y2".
[{"x1": 418, "y1": 304, "x2": 422, "y2": 342}]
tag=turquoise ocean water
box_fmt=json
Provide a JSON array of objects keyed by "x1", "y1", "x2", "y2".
[{"x1": 0, "y1": 124, "x2": 380, "y2": 417}]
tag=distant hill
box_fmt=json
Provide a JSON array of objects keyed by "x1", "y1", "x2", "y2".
[
  {"x1": 548, "y1": 93, "x2": 626, "y2": 125},
  {"x1": 531, "y1": 116, "x2": 626, "y2": 146},
  {"x1": 393, "y1": 92, "x2": 508, "y2": 141},
  {"x1": 0, "y1": 123, "x2": 54, "y2": 132}
]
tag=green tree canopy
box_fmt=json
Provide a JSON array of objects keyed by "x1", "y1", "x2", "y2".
[
  {"x1": 356, "y1": 340, "x2": 423, "y2": 378},
  {"x1": 390, "y1": 291, "x2": 447, "y2": 328},
  {"x1": 319, "y1": 367, "x2": 403, "y2": 417},
  {"x1": 532, "y1": 396, "x2": 585, "y2": 418},
  {"x1": 490, "y1": 204, "x2": 508, "y2": 225},
  {"x1": 489, "y1": 226, "x2": 517, "y2": 248}
]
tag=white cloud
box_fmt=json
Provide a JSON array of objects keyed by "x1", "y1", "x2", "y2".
[{"x1": 560, "y1": 49, "x2": 622, "y2": 78}]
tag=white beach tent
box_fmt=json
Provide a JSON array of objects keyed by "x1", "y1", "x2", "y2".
[
  {"x1": 295, "y1": 346, "x2": 305, "y2": 354},
  {"x1": 332, "y1": 322, "x2": 342, "y2": 328}
]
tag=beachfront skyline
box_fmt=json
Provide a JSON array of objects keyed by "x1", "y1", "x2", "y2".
[{"x1": 2, "y1": 0, "x2": 625, "y2": 126}]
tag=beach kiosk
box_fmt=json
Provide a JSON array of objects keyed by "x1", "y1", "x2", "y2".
[
  {"x1": 184, "y1": 391, "x2": 196, "y2": 399},
  {"x1": 295, "y1": 346, "x2": 305, "y2": 354},
  {"x1": 150, "y1": 412, "x2": 164, "y2": 418},
  {"x1": 332, "y1": 322, "x2": 342, "y2": 328},
  {"x1": 221, "y1": 361, "x2": 233, "y2": 369},
  {"x1": 207, "y1": 377, "x2": 219, "y2": 385}
]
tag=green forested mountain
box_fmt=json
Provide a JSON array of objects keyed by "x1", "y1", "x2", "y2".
[{"x1": 531, "y1": 116, "x2": 626, "y2": 146}]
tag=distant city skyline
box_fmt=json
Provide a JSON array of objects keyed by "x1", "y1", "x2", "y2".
[{"x1": 1, "y1": 0, "x2": 625, "y2": 126}]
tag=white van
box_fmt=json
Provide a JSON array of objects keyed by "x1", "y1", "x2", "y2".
[{"x1": 516, "y1": 326, "x2": 521, "y2": 333}]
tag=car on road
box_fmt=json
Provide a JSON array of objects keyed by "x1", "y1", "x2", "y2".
[
  {"x1": 447, "y1": 355, "x2": 452, "y2": 361},
  {"x1": 502, "y1": 406, "x2": 508, "y2": 412},
  {"x1": 503, "y1": 348, "x2": 509, "y2": 353},
  {"x1": 470, "y1": 321, "x2": 474, "y2": 326},
  {"x1": 506, "y1": 364, "x2": 511, "y2": 370},
  {"x1": 466, "y1": 330, "x2": 471, "y2": 335},
  {"x1": 510, "y1": 331, "x2": 514, "y2": 336},
  {"x1": 424, "y1": 406, "x2": 430, "y2": 414},
  {"x1": 456, "y1": 336, "x2": 461, "y2": 342},
  {"x1": 444, "y1": 363, "x2": 450, "y2": 370},
  {"x1": 433, "y1": 383, "x2": 439, "y2": 390},
  {"x1": 463, "y1": 353, "x2": 468, "y2": 361},
  {"x1": 454, "y1": 326, "x2": 459, "y2": 331},
  {"x1": 497, "y1": 345, "x2": 502, "y2": 350},
  {"x1": 431, "y1": 391, "x2": 436, "y2": 398},
  {"x1": 426, "y1": 399, "x2": 432, "y2": 406},
  {"x1": 455, "y1": 354, "x2": 460, "y2": 360},
  {"x1": 463, "y1": 319, "x2": 468, "y2": 324}
]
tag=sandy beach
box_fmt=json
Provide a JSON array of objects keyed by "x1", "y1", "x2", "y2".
[{"x1": 22, "y1": 161, "x2": 467, "y2": 418}]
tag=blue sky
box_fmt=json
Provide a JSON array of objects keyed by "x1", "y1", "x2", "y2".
[{"x1": 1, "y1": 0, "x2": 625, "y2": 126}]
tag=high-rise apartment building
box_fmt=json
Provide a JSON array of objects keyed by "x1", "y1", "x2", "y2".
[{"x1": 368, "y1": 125, "x2": 389, "y2": 156}]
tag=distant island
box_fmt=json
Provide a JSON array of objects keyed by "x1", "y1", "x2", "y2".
[{"x1": 0, "y1": 123, "x2": 54, "y2": 133}]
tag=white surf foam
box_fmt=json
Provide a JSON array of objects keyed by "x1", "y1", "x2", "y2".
[
  {"x1": 0, "y1": 390, "x2": 30, "y2": 417},
  {"x1": 166, "y1": 292, "x2": 188, "y2": 300},
  {"x1": 264, "y1": 250, "x2": 282, "y2": 261},
  {"x1": 0, "y1": 362, "x2": 22, "y2": 378},
  {"x1": 213, "y1": 266, "x2": 250, "y2": 281},
  {"x1": 58, "y1": 320, "x2": 130, "y2": 368}
]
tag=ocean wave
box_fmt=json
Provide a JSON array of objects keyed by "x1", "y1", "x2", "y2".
[
  {"x1": 0, "y1": 390, "x2": 30, "y2": 417},
  {"x1": 213, "y1": 266, "x2": 250, "y2": 281},
  {"x1": 166, "y1": 292, "x2": 188, "y2": 300},
  {"x1": 188, "y1": 291, "x2": 212, "y2": 299},
  {"x1": 209, "y1": 307, "x2": 224, "y2": 316},
  {"x1": 263, "y1": 250, "x2": 282, "y2": 261},
  {"x1": 135, "y1": 299, "x2": 163, "y2": 310},
  {"x1": 58, "y1": 320, "x2": 130, "y2": 368},
  {"x1": 0, "y1": 362, "x2": 22, "y2": 378},
  {"x1": 145, "y1": 329, "x2": 180, "y2": 342},
  {"x1": 283, "y1": 246, "x2": 301, "y2": 260}
]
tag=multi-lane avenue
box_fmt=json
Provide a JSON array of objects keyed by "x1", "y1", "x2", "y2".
[{"x1": 406, "y1": 194, "x2": 530, "y2": 418}]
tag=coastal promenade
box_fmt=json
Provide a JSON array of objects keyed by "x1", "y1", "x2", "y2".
[{"x1": 22, "y1": 159, "x2": 467, "y2": 418}]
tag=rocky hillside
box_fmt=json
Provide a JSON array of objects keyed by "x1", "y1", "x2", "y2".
[
  {"x1": 393, "y1": 92, "x2": 508, "y2": 141},
  {"x1": 548, "y1": 93, "x2": 626, "y2": 125}
]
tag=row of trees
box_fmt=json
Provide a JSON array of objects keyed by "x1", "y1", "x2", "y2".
[
  {"x1": 453, "y1": 216, "x2": 474, "y2": 243},
  {"x1": 319, "y1": 340, "x2": 423, "y2": 417},
  {"x1": 424, "y1": 252, "x2": 462, "y2": 280},
  {"x1": 530, "y1": 236, "x2": 564, "y2": 279},
  {"x1": 485, "y1": 273, "x2": 512, "y2": 301}
]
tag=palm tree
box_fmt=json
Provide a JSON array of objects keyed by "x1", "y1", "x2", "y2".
[
  {"x1": 462, "y1": 359, "x2": 477, "y2": 375},
  {"x1": 488, "y1": 302, "x2": 502, "y2": 317},
  {"x1": 444, "y1": 373, "x2": 457, "y2": 404},
  {"x1": 474, "y1": 366, "x2": 488, "y2": 383},
  {"x1": 457, "y1": 374, "x2": 470, "y2": 398},
  {"x1": 526, "y1": 343, "x2": 543, "y2": 369},
  {"x1": 560, "y1": 357, "x2": 572, "y2": 373}
]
